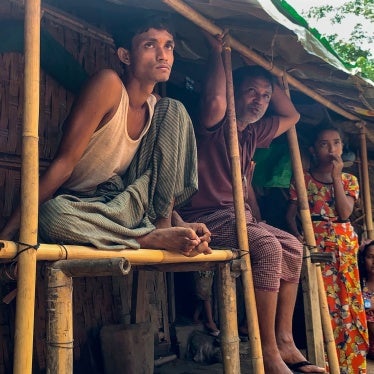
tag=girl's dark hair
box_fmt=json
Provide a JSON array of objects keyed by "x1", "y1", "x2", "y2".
[
  {"x1": 358, "y1": 240, "x2": 374, "y2": 286},
  {"x1": 309, "y1": 123, "x2": 343, "y2": 147},
  {"x1": 232, "y1": 65, "x2": 274, "y2": 95},
  {"x1": 112, "y1": 13, "x2": 175, "y2": 50}
]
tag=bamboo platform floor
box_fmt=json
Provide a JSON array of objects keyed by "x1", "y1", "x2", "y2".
[{"x1": 155, "y1": 348, "x2": 374, "y2": 373}]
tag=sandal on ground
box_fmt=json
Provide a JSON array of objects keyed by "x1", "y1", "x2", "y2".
[{"x1": 285, "y1": 360, "x2": 325, "y2": 373}]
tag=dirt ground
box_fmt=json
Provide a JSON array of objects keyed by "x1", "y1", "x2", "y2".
[
  {"x1": 154, "y1": 340, "x2": 253, "y2": 374},
  {"x1": 368, "y1": 358, "x2": 374, "y2": 374},
  {"x1": 155, "y1": 347, "x2": 374, "y2": 373},
  {"x1": 152, "y1": 319, "x2": 374, "y2": 373}
]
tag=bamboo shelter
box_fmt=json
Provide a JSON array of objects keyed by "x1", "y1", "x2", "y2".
[{"x1": 0, "y1": 0, "x2": 373, "y2": 373}]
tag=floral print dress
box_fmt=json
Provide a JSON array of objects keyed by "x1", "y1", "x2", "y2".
[{"x1": 290, "y1": 171, "x2": 368, "y2": 374}]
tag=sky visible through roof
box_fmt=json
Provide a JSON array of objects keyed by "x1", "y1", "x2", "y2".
[{"x1": 285, "y1": 0, "x2": 372, "y2": 50}]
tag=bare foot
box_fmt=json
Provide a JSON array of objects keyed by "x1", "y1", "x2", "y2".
[
  {"x1": 155, "y1": 216, "x2": 172, "y2": 229},
  {"x1": 205, "y1": 321, "x2": 219, "y2": 333},
  {"x1": 137, "y1": 227, "x2": 202, "y2": 254},
  {"x1": 278, "y1": 341, "x2": 325, "y2": 373},
  {"x1": 262, "y1": 347, "x2": 293, "y2": 374}
]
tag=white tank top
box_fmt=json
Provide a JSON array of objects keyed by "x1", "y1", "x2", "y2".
[{"x1": 63, "y1": 85, "x2": 157, "y2": 193}]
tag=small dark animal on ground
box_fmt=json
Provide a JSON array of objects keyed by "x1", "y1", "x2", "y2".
[{"x1": 187, "y1": 330, "x2": 222, "y2": 364}]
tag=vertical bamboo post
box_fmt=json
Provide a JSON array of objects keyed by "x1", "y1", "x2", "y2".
[
  {"x1": 46, "y1": 266, "x2": 74, "y2": 374},
  {"x1": 282, "y1": 76, "x2": 339, "y2": 372},
  {"x1": 359, "y1": 124, "x2": 374, "y2": 239},
  {"x1": 287, "y1": 131, "x2": 325, "y2": 364},
  {"x1": 222, "y1": 38, "x2": 264, "y2": 373},
  {"x1": 217, "y1": 263, "x2": 240, "y2": 374},
  {"x1": 13, "y1": 1, "x2": 41, "y2": 373},
  {"x1": 282, "y1": 80, "x2": 324, "y2": 367}
]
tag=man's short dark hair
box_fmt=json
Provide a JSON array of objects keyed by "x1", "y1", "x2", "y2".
[
  {"x1": 233, "y1": 65, "x2": 274, "y2": 94},
  {"x1": 112, "y1": 12, "x2": 175, "y2": 50}
]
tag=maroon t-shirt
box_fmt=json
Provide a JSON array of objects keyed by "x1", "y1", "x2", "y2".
[{"x1": 180, "y1": 115, "x2": 279, "y2": 219}]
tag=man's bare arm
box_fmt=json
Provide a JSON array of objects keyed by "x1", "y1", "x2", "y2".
[
  {"x1": 286, "y1": 201, "x2": 303, "y2": 242},
  {"x1": 199, "y1": 33, "x2": 227, "y2": 129},
  {"x1": 271, "y1": 84, "x2": 300, "y2": 138},
  {"x1": 246, "y1": 184, "x2": 262, "y2": 222},
  {"x1": 0, "y1": 70, "x2": 122, "y2": 240}
]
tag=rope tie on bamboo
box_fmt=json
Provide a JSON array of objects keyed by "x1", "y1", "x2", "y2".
[
  {"x1": 303, "y1": 244, "x2": 318, "y2": 252},
  {"x1": 48, "y1": 282, "x2": 72, "y2": 289},
  {"x1": 46, "y1": 340, "x2": 74, "y2": 349},
  {"x1": 58, "y1": 243, "x2": 69, "y2": 259},
  {"x1": 302, "y1": 244, "x2": 335, "y2": 264},
  {"x1": 0, "y1": 261, "x2": 18, "y2": 281},
  {"x1": 222, "y1": 28, "x2": 231, "y2": 51},
  {"x1": 302, "y1": 244, "x2": 319, "y2": 261},
  {"x1": 238, "y1": 249, "x2": 250, "y2": 258},
  {"x1": 12, "y1": 241, "x2": 40, "y2": 260}
]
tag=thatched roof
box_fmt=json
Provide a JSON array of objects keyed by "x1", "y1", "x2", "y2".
[{"x1": 16, "y1": 0, "x2": 374, "y2": 152}]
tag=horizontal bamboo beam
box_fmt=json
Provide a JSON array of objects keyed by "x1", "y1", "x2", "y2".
[
  {"x1": 51, "y1": 258, "x2": 131, "y2": 277},
  {"x1": 0, "y1": 241, "x2": 236, "y2": 264},
  {"x1": 41, "y1": 3, "x2": 114, "y2": 44},
  {"x1": 137, "y1": 258, "x2": 243, "y2": 273},
  {"x1": 137, "y1": 262, "x2": 217, "y2": 272},
  {"x1": 162, "y1": 0, "x2": 363, "y2": 123},
  {"x1": 10, "y1": 0, "x2": 114, "y2": 45}
]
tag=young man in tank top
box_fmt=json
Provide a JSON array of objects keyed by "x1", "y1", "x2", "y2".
[{"x1": 0, "y1": 15, "x2": 211, "y2": 256}]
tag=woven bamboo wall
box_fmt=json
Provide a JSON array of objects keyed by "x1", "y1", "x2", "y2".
[
  {"x1": 0, "y1": 1, "x2": 121, "y2": 225},
  {"x1": 0, "y1": 2, "x2": 169, "y2": 372}
]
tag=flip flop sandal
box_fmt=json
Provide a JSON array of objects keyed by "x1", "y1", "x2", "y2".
[{"x1": 285, "y1": 360, "x2": 324, "y2": 373}]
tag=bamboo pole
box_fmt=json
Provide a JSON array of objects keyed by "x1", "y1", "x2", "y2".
[
  {"x1": 161, "y1": 0, "x2": 362, "y2": 123},
  {"x1": 13, "y1": 1, "x2": 41, "y2": 373},
  {"x1": 46, "y1": 266, "x2": 73, "y2": 374},
  {"x1": 281, "y1": 80, "x2": 323, "y2": 366},
  {"x1": 222, "y1": 38, "x2": 264, "y2": 373},
  {"x1": 46, "y1": 259, "x2": 134, "y2": 373},
  {"x1": 217, "y1": 262, "x2": 240, "y2": 374},
  {"x1": 0, "y1": 242, "x2": 236, "y2": 263},
  {"x1": 42, "y1": 3, "x2": 114, "y2": 45},
  {"x1": 359, "y1": 125, "x2": 374, "y2": 239},
  {"x1": 9, "y1": 0, "x2": 114, "y2": 45},
  {"x1": 51, "y1": 258, "x2": 131, "y2": 277},
  {"x1": 282, "y1": 76, "x2": 339, "y2": 372}
]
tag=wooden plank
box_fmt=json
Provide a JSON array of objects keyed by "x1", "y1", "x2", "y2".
[
  {"x1": 131, "y1": 270, "x2": 148, "y2": 324},
  {"x1": 112, "y1": 271, "x2": 133, "y2": 325}
]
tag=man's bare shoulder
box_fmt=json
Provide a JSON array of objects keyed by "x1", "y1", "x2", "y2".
[
  {"x1": 76, "y1": 69, "x2": 123, "y2": 109},
  {"x1": 88, "y1": 69, "x2": 122, "y2": 89}
]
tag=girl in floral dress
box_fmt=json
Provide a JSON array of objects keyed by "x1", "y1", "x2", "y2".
[
  {"x1": 358, "y1": 240, "x2": 374, "y2": 360},
  {"x1": 286, "y1": 124, "x2": 368, "y2": 373}
]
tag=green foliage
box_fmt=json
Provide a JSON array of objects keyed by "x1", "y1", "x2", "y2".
[{"x1": 304, "y1": 0, "x2": 374, "y2": 81}]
